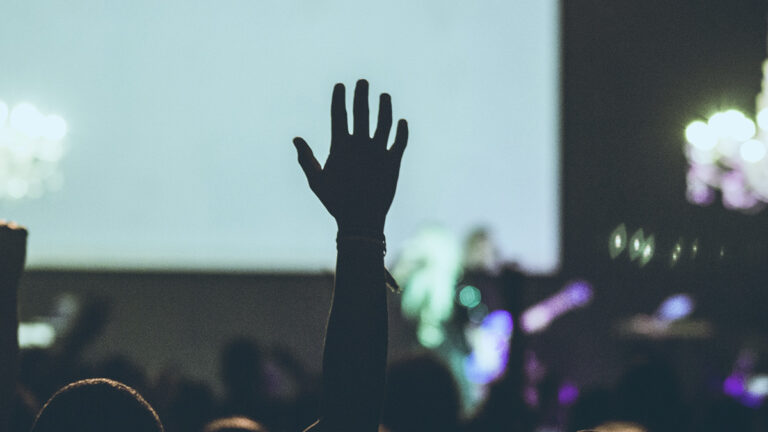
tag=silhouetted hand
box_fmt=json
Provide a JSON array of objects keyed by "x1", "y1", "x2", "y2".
[
  {"x1": 293, "y1": 79, "x2": 408, "y2": 233},
  {"x1": 0, "y1": 221, "x2": 28, "y2": 282}
]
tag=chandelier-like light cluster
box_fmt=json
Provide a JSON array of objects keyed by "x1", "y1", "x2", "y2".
[
  {"x1": 684, "y1": 60, "x2": 768, "y2": 212},
  {"x1": 0, "y1": 100, "x2": 67, "y2": 200}
]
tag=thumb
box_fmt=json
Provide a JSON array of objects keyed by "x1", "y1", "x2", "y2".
[{"x1": 293, "y1": 137, "x2": 322, "y2": 186}]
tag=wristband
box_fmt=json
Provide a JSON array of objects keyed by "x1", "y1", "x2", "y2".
[{"x1": 336, "y1": 232, "x2": 401, "y2": 294}]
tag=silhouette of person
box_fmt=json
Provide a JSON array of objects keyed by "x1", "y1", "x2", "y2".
[{"x1": 293, "y1": 79, "x2": 408, "y2": 432}]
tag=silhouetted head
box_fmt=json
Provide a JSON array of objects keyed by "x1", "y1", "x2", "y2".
[
  {"x1": 221, "y1": 338, "x2": 266, "y2": 398},
  {"x1": 382, "y1": 355, "x2": 461, "y2": 432},
  {"x1": 204, "y1": 416, "x2": 269, "y2": 432},
  {"x1": 32, "y1": 378, "x2": 163, "y2": 432}
]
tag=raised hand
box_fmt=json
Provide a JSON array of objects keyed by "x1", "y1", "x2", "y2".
[
  {"x1": 293, "y1": 79, "x2": 408, "y2": 234},
  {"x1": 0, "y1": 220, "x2": 27, "y2": 432},
  {"x1": 0, "y1": 220, "x2": 28, "y2": 282}
]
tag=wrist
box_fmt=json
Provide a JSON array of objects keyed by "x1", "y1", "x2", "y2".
[{"x1": 336, "y1": 230, "x2": 386, "y2": 255}]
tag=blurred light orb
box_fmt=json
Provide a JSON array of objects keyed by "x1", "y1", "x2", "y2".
[
  {"x1": 18, "y1": 322, "x2": 56, "y2": 348},
  {"x1": 757, "y1": 108, "x2": 768, "y2": 131},
  {"x1": 609, "y1": 223, "x2": 627, "y2": 259},
  {"x1": 657, "y1": 294, "x2": 694, "y2": 321},
  {"x1": 522, "y1": 306, "x2": 552, "y2": 333},
  {"x1": 417, "y1": 324, "x2": 445, "y2": 348},
  {"x1": 747, "y1": 375, "x2": 768, "y2": 397},
  {"x1": 42, "y1": 115, "x2": 67, "y2": 141},
  {"x1": 639, "y1": 235, "x2": 655, "y2": 267},
  {"x1": 564, "y1": 280, "x2": 594, "y2": 306},
  {"x1": 740, "y1": 139, "x2": 766, "y2": 163},
  {"x1": 0, "y1": 101, "x2": 68, "y2": 200},
  {"x1": 685, "y1": 121, "x2": 716, "y2": 150},
  {"x1": 10, "y1": 103, "x2": 44, "y2": 137},
  {"x1": 459, "y1": 285, "x2": 482, "y2": 308}
]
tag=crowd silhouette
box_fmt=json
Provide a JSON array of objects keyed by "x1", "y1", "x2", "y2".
[{"x1": 3, "y1": 80, "x2": 768, "y2": 432}]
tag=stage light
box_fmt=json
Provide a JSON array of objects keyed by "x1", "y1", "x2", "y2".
[
  {"x1": 558, "y1": 382, "x2": 579, "y2": 405},
  {"x1": 740, "y1": 139, "x2": 766, "y2": 163},
  {"x1": 685, "y1": 121, "x2": 716, "y2": 150},
  {"x1": 747, "y1": 375, "x2": 768, "y2": 398},
  {"x1": 10, "y1": 103, "x2": 44, "y2": 138},
  {"x1": 723, "y1": 374, "x2": 746, "y2": 397},
  {"x1": 464, "y1": 310, "x2": 513, "y2": 384},
  {"x1": 459, "y1": 285, "x2": 482, "y2": 308},
  {"x1": 629, "y1": 229, "x2": 645, "y2": 261},
  {"x1": 758, "y1": 108, "x2": 768, "y2": 130},
  {"x1": 683, "y1": 58, "x2": 768, "y2": 212},
  {"x1": 670, "y1": 240, "x2": 683, "y2": 266},
  {"x1": 639, "y1": 235, "x2": 654, "y2": 267},
  {"x1": 42, "y1": 114, "x2": 67, "y2": 141},
  {"x1": 522, "y1": 306, "x2": 552, "y2": 333},
  {"x1": 18, "y1": 322, "x2": 56, "y2": 348},
  {"x1": 656, "y1": 294, "x2": 694, "y2": 321},
  {"x1": 691, "y1": 239, "x2": 698, "y2": 259},
  {"x1": 417, "y1": 323, "x2": 445, "y2": 348},
  {"x1": 609, "y1": 223, "x2": 627, "y2": 259},
  {"x1": 521, "y1": 280, "x2": 593, "y2": 333},
  {"x1": 0, "y1": 100, "x2": 68, "y2": 200}
]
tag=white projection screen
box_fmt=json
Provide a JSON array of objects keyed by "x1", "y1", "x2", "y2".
[{"x1": 0, "y1": 1, "x2": 560, "y2": 273}]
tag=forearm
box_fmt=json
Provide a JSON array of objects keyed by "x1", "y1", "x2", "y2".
[
  {"x1": 319, "y1": 238, "x2": 388, "y2": 431},
  {"x1": 0, "y1": 277, "x2": 20, "y2": 432}
]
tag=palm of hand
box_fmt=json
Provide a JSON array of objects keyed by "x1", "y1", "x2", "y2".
[{"x1": 294, "y1": 80, "x2": 408, "y2": 232}]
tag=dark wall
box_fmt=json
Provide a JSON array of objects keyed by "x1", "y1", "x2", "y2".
[{"x1": 557, "y1": 0, "x2": 768, "y2": 392}]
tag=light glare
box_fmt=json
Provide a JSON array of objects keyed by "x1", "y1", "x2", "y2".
[
  {"x1": 10, "y1": 103, "x2": 44, "y2": 138},
  {"x1": 758, "y1": 108, "x2": 768, "y2": 131},
  {"x1": 685, "y1": 121, "x2": 716, "y2": 150},
  {"x1": 740, "y1": 139, "x2": 766, "y2": 163},
  {"x1": 42, "y1": 115, "x2": 67, "y2": 141}
]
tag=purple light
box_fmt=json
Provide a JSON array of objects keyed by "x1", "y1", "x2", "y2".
[
  {"x1": 724, "y1": 374, "x2": 746, "y2": 397},
  {"x1": 722, "y1": 171, "x2": 760, "y2": 210},
  {"x1": 484, "y1": 310, "x2": 514, "y2": 335},
  {"x1": 464, "y1": 310, "x2": 513, "y2": 384},
  {"x1": 524, "y1": 386, "x2": 539, "y2": 408},
  {"x1": 656, "y1": 294, "x2": 694, "y2": 321},
  {"x1": 564, "y1": 280, "x2": 593, "y2": 306},
  {"x1": 686, "y1": 167, "x2": 716, "y2": 206},
  {"x1": 521, "y1": 306, "x2": 553, "y2": 333},
  {"x1": 558, "y1": 382, "x2": 580, "y2": 405}
]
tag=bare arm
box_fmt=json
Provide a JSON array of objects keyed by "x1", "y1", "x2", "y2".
[
  {"x1": 0, "y1": 222, "x2": 28, "y2": 432},
  {"x1": 294, "y1": 80, "x2": 408, "y2": 432}
]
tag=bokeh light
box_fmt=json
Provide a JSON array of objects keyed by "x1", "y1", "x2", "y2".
[
  {"x1": 685, "y1": 120, "x2": 716, "y2": 150},
  {"x1": 459, "y1": 285, "x2": 482, "y2": 308},
  {"x1": 656, "y1": 294, "x2": 694, "y2": 321},
  {"x1": 628, "y1": 229, "x2": 645, "y2": 261},
  {"x1": 684, "y1": 60, "x2": 768, "y2": 212},
  {"x1": 757, "y1": 108, "x2": 768, "y2": 131},
  {"x1": 609, "y1": 223, "x2": 627, "y2": 259},
  {"x1": 638, "y1": 235, "x2": 655, "y2": 267},
  {"x1": 0, "y1": 101, "x2": 68, "y2": 200},
  {"x1": 740, "y1": 139, "x2": 766, "y2": 163}
]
